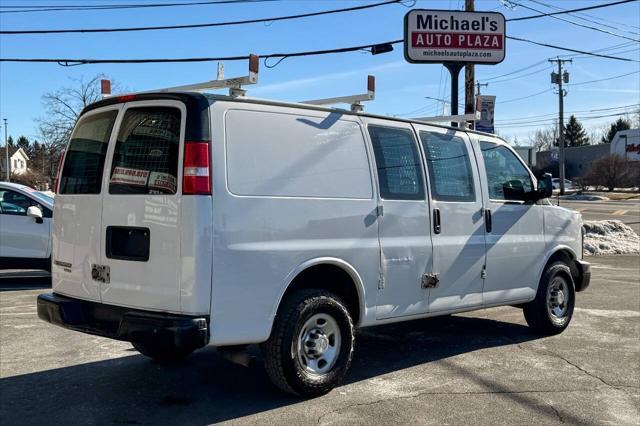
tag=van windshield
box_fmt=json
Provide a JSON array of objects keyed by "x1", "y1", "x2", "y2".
[
  {"x1": 109, "y1": 107, "x2": 181, "y2": 195},
  {"x1": 59, "y1": 110, "x2": 118, "y2": 194}
]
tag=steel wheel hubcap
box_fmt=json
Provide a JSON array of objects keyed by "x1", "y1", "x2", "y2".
[
  {"x1": 297, "y1": 313, "x2": 341, "y2": 375},
  {"x1": 547, "y1": 276, "x2": 570, "y2": 319}
]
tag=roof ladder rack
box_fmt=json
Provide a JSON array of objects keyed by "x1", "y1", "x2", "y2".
[
  {"x1": 412, "y1": 112, "x2": 480, "y2": 127},
  {"x1": 301, "y1": 75, "x2": 375, "y2": 113},
  {"x1": 154, "y1": 54, "x2": 259, "y2": 97}
]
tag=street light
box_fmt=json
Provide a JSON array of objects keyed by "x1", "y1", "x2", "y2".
[
  {"x1": 2, "y1": 118, "x2": 8, "y2": 182},
  {"x1": 424, "y1": 96, "x2": 450, "y2": 104}
]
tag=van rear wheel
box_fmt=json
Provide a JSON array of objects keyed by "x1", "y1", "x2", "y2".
[
  {"x1": 262, "y1": 290, "x2": 355, "y2": 397},
  {"x1": 132, "y1": 340, "x2": 195, "y2": 362},
  {"x1": 523, "y1": 261, "x2": 575, "y2": 335}
]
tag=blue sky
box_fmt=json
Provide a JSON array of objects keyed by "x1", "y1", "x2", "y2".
[{"x1": 1, "y1": 0, "x2": 638, "y2": 145}]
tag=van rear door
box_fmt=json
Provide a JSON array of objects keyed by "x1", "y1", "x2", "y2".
[
  {"x1": 99, "y1": 101, "x2": 186, "y2": 312},
  {"x1": 53, "y1": 106, "x2": 122, "y2": 302}
]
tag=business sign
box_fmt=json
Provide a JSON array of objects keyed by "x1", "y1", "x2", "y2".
[
  {"x1": 110, "y1": 167, "x2": 149, "y2": 187},
  {"x1": 611, "y1": 129, "x2": 640, "y2": 162},
  {"x1": 404, "y1": 9, "x2": 506, "y2": 64},
  {"x1": 475, "y1": 95, "x2": 496, "y2": 133}
]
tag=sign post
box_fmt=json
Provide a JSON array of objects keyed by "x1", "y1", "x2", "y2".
[
  {"x1": 444, "y1": 63, "x2": 463, "y2": 119},
  {"x1": 404, "y1": 9, "x2": 505, "y2": 126}
]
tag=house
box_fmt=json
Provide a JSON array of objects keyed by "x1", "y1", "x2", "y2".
[{"x1": 0, "y1": 147, "x2": 29, "y2": 177}]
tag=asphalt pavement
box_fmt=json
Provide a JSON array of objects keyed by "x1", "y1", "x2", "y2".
[{"x1": 1, "y1": 255, "x2": 638, "y2": 425}]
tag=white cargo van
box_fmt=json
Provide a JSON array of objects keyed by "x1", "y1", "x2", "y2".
[{"x1": 38, "y1": 91, "x2": 590, "y2": 397}]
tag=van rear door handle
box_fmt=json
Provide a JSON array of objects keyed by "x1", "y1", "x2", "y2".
[
  {"x1": 484, "y1": 208, "x2": 492, "y2": 233},
  {"x1": 433, "y1": 208, "x2": 441, "y2": 234}
]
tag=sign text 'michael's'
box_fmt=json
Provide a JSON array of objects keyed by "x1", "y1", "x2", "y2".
[{"x1": 416, "y1": 14, "x2": 500, "y2": 32}]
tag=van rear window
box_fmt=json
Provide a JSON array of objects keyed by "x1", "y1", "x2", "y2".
[
  {"x1": 109, "y1": 107, "x2": 181, "y2": 195},
  {"x1": 59, "y1": 110, "x2": 117, "y2": 194}
]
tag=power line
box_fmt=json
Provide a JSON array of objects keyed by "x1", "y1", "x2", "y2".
[
  {"x1": 484, "y1": 64, "x2": 553, "y2": 84},
  {"x1": 0, "y1": 0, "x2": 268, "y2": 6},
  {"x1": 495, "y1": 111, "x2": 637, "y2": 128},
  {"x1": 1, "y1": 0, "x2": 634, "y2": 35},
  {"x1": 0, "y1": 0, "x2": 278, "y2": 14},
  {"x1": 527, "y1": 0, "x2": 640, "y2": 33},
  {"x1": 1, "y1": 33, "x2": 635, "y2": 65},
  {"x1": 0, "y1": 0, "x2": 403, "y2": 34},
  {"x1": 497, "y1": 88, "x2": 551, "y2": 105},
  {"x1": 480, "y1": 60, "x2": 549, "y2": 81},
  {"x1": 507, "y1": 36, "x2": 637, "y2": 61},
  {"x1": 507, "y1": 0, "x2": 638, "y2": 22},
  {"x1": 494, "y1": 70, "x2": 640, "y2": 105},
  {"x1": 496, "y1": 104, "x2": 639, "y2": 124},
  {"x1": 567, "y1": 70, "x2": 640, "y2": 86},
  {"x1": 508, "y1": 0, "x2": 640, "y2": 42},
  {"x1": 0, "y1": 39, "x2": 406, "y2": 65}
]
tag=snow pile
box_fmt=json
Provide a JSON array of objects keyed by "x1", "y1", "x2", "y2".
[
  {"x1": 583, "y1": 220, "x2": 640, "y2": 256},
  {"x1": 560, "y1": 193, "x2": 609, "y2": 201}
]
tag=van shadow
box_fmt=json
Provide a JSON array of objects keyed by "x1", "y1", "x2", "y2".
[{"x1": 0, "y1": 315, "x2": 538, "y2": 425}]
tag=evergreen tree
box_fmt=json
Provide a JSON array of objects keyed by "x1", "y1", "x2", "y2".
[
  {"x1": 601, "y1": 118, "x2": 631, "y2": 144},
  {"x1": 7, "y1": 136, "x2": 14, "y2": 147},
  {"x1": 563, "y1": 115, "x2": 589, "y2": 147},
  {"x1": 16, "y1": 136, "x2": 30, "y2": 154}
]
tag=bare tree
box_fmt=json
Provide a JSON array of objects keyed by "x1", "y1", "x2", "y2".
[
  {"x1": 585, "y1": 154, "x2": 632, "y2": 191},
  {"x1": 528, "y1": 126, "x2": 556, "y2": 151},
  {"x1": 36, "y1": 74, "x2": 118, "y2": 183}
]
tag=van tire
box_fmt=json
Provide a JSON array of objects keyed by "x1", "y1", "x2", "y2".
[
  {"x1": 262, "y1": 290, "x2": 355, "y2": 397},
  {"x1": 131, "y1": 340, "x2": 194, "y2": 362},
  {"x1": 523, "y1": 261, "x2": 575, "y2": 335}
]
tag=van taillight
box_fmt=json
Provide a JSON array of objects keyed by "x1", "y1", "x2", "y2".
[
  {"x1": 53, "y1": 152, "x2": 65, "y2": 193},
  {"x1": 183, "y1": 141, "x2": 211, "y2": 195}
]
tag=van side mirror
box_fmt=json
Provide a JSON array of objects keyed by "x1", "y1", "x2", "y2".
[
  {"x1": 534, "y1": 172, "x2": 553, "y2": 201},
  {"x1": 502, "y1": 179, "x2": 526, "y2": 201},
  {"x1": 27, "y1": 206, "x2": 44, "y2": 224}
]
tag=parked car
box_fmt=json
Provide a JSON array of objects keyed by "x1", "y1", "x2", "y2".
[
  {"x1": 552, "y1": 178, "x2": 574, "y2": 190},
  {"x1": 38, "y1": 92, "x2": 590, "y2": 397},
  {"x1": 0, "y1": 182, "x2": 54, "y2": 270}
]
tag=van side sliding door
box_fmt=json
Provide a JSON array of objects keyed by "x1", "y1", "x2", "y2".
[
  {"x1": 363, "y1": 118, "x2": 434, "y2": 320},
  {"x1": 412, "y1": 125, "x2": 486, "y2": 313}
]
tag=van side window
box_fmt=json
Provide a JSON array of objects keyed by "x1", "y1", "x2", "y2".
[
  {"x1": 419, "y1": 132, "x2": 475, "y2": 202},
  {"x1": 59, "y1": 111, "x2": 117, "y2": 194},
  {"x1": 480, "y1": 141, "x2": 533, "y2": 201},
  {"x1": 368, "y1": 125, "x2": 425, "y2": 200},
  {"x1": 109, "y1": 107, "x2": 181, "y2": 195}
]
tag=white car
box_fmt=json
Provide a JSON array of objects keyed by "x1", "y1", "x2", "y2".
[
  {"x1": 38, "y1": 91, "x2": 590, "y2": 397},
  {"x1": 0, "y1": 182, "x2": 53, "y2": 270},
  {"x1": 552, "y1": 178, "x2": 574, "y2": 190}
]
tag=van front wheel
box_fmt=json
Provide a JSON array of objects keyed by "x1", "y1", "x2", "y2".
[
  {"x1": 131, "y1": 340, "x2": 194, "y2": 362},
  {"x1": 523, "y1": 261, "x2": 575, "y2": 335},
  {"x1": 262, "y1": 290, "x2": 355, "y2": 397}
]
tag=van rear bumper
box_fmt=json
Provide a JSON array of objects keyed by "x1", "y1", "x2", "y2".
[{"x1": 37, "y1": 293, "x2": 209, "y2": 348}]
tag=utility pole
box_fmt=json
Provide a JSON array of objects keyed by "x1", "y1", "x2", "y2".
[
  {"x1": 475, "y1": 82, "x2": 488, "y2": 96},
  {"x1": 549, "y1": 57, "x2": 571, "y2": 195},
  {"x1": 464, "y1": 0, "x2": 475, "y2": 129},
  {"x1": 3, "y1": 118, "x2": 8, "y2": 182}
]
